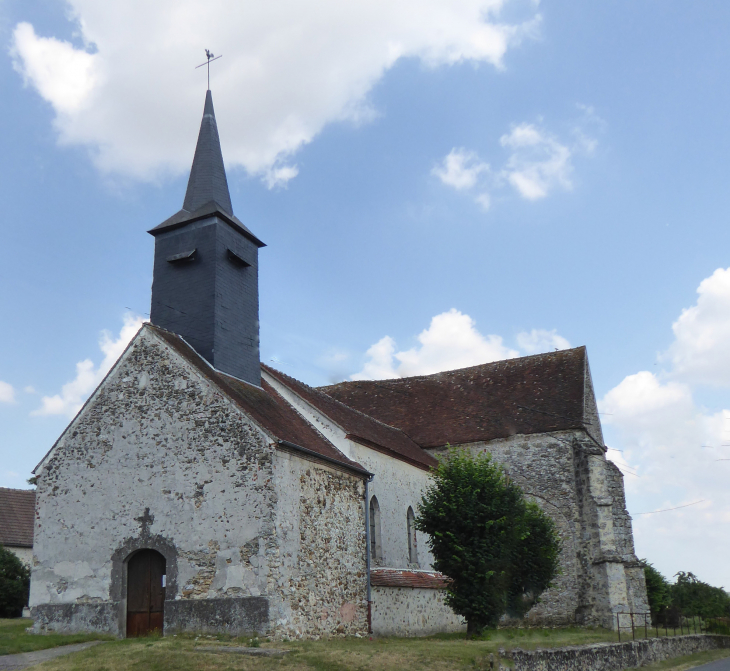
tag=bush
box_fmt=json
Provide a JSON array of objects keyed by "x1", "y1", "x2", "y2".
[
  {"x1": 670, "y1": 572, "x2": 730, "y2": 620},
  {"x1": 0, "y1": 546, "x2": 30, "y2": 618},
  {"x1": 707, "y1": 618, "x2": 730, "y2": 636},
  {"x1": 643, "y1": 560, "x2": 671, "y2": 624},
  {"x1": 416, "y1": 448, "x2": 561, "y2": 635}
]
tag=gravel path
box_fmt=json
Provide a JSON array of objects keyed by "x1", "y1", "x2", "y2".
[{"x1": 0, "y1": 641, "x2": 104, "y2": 670}]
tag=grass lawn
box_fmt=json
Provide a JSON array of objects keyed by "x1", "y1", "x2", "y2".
[
  {"x1": 4, "y1": 621, "x2": 727, "y2": 670},
  {"x1": 7, "y1": 626, "x2": 622, "y2": 670},
  {"x1": 0, "y1": 619, "x2": 113, "y2": 656}
]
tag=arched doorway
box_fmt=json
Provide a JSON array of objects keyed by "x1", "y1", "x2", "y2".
[{"x1": 126, "y1": 549, "x2": 166, "y2": 637}]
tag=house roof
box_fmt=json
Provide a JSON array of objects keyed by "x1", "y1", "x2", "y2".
[
  {"x1": 320, "y1": 347, "x2": 595, "y2": 449},
  {"x1": 370, "y1": 568, "x2": 450, "y2": 590},
  {"x1": 262, "y1": 364, "x2": 438, "y2": 471},
  {"x1": 150, "y1": 326, "x2": 368, "y2": 476},
  {"x1": 0, "y1": 487, "x2": 35, "y2": 548}
]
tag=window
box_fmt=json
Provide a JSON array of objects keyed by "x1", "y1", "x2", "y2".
[
  {"x1": 369, "y1": 496, "x2": 382, "y2": 563},
  {"x1": 407, "y1": 506, "x2": 418, "y2": 566}
]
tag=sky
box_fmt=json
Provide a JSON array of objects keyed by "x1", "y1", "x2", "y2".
[{"x1": 1, "y1": 0, "x2": 729, "y2": 590}]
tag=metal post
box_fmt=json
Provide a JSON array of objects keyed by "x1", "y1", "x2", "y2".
[
  {"x1": 617, "y1": 613, "x2": 621, "y2": 642},
  {"x1": 631, "y1": 610, "x2": 636, "y2": 641},
  {"x1": 645, "y1": 613, "x2": 648, "y2": 639},
  {"x1": 364, "y1": 475, "x2": 375, "y2": 635}
]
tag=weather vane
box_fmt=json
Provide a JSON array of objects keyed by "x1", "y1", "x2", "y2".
[{"x1": 196, "y1": 49, "x2": 222, "y2": 90}]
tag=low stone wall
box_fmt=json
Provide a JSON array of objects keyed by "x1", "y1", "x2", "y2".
[
  {"x1": 371, "y1": 586, "x2": 465, "y2": 636},
  {"x1": 504, "y1": 634, "x2": 730, "y2": 671}
]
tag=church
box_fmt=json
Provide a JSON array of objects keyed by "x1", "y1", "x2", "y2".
[{"x1": 28, "y1": 89, "x2": 648, "y2": 639}]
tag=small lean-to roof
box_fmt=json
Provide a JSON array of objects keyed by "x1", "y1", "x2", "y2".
[
  {"x1": 320, "y1": 347, "x2": 594, "y2": 449},
  {"x1": 263, "y1": 364, "x2": 438, "y2": 471},
  {"x1": 0, "y1": 487, "x2": 35, "y2": 548},
  {"x1": 150, "y1": 326, "x2": 367, "y2": 475},
  {"x1": 371, "y1": 569, "x2": 450, "y2": 590}
]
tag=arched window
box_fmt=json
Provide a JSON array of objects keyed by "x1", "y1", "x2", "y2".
[
  {"x1": 407, "y1": 506, "x2": 418, "y2": 566},
  {"x1": 369, "y1": 496, "x2": 382, "y2": 563}
]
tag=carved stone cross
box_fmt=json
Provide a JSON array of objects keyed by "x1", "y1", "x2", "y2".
[{"x1": 135, "y1": 507, "x2": 155, "y2": 536}]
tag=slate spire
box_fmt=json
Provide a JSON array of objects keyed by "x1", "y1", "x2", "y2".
[
  {"x1": 149, "y1": 89, "x2": 265, "y2": 387},
  {"x1": 182, "y1": 90, "x2": 233, "y2": 216}
]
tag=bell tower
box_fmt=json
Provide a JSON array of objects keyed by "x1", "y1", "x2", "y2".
[{"x1": 148, "y1": 90, "x2": 265, "y2": 386}]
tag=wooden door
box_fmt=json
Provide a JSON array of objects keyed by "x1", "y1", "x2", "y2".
[{"x1": 126, "y1": 550, "x2": 166, "y2": 637}]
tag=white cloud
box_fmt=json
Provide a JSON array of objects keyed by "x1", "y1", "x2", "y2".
[
  {"x1": 33, "y1": 313, "x2": 144, "y2": 418},
  {"x1": 9, "y1": 0, "x2": 537, "y2": 184},
  {"x1": 433, "y1": 108, "x2": 602, "y2": 209},
  {"x1": 432, "y1": 148, "x2": 490, "y2": 190},
  {"x1": 352, "y1": 336, "x2": 400, "y2": 380},
  {"x1": 499, "y1": 122, "x2": 572, "y2": 200},
  {"x1": 600, "y1": 267, "x2": 730, "y2": 588},
  {"x1": 351, "y1": 309, "x2": 572, "y2": 380},
  {"x1": 516, "y1": 328, "x2": 571, "y2": 355},
  {"x1": 0, "y1": 381, "x2": 15, "y2": 404},
  {"x1": 663, "y1": 267, "x2": 730, "y2": 386},
  {"x1": 10, "y1": 23, "x2": 98, "y2": 115}
]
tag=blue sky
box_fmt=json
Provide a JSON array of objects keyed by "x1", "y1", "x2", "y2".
[{"x1": 1, "y1": 0, "x2": 730, "y2": 588}]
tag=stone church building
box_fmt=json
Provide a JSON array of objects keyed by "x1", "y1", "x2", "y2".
[{"x1": 29, "y1": 90, "x2": 648, "y2": 639}]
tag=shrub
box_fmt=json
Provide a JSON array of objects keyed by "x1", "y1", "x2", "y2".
[
  {"x1": 416, "y1": 448, "x2": 561, "y2": 636},
  {"x1": 0, "y1": 546, "x2": 30, "y2": 618}
]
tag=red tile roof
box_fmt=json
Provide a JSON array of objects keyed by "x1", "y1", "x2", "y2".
[
  {"x1": 262, "y1": 364, "x2": 438, "y2": 471},
  {"x1": 320, "y1": 348, "x2": 593, "y2": 449},
  {"x1": 371, "y1": 568, "x2": 450, "y2": 589},
  {"x1": 0, "y1": 488, "x2": 35, "y2": 548},
  {"x1": 151, "y1": 326, "x2": 368, "y2": 476}
]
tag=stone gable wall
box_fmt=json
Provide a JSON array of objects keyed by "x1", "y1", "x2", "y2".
[{"x1": 31, "y1": 327, "x2": 277, "y2": 635}]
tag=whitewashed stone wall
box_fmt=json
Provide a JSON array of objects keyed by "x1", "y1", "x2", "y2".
[
  {"x1": 7, "y1": 546, "x2": 32, "y2": 567},
  {"x1": 29, "y1": 326, "x2": 369, "y2": 640},
  {"x1": 31, "y1": 327, "x2": 277, "y2": 635},
  {"x1": 371, "y1": 586, "x2": 465, "y2": 636}
]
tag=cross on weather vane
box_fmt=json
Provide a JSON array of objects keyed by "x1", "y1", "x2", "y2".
[{"x1": 196, "y1": 49, "x2": 222, "y2": 90}]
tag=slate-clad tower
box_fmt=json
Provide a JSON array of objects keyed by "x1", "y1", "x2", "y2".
[{"x1": 149, "y1": 91, "x2": 265, "y2": 386}]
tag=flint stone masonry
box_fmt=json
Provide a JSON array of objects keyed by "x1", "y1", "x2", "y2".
[
  {"x1": 371, "y1": 586, "x2": 465, "y2": 636},
  {"x1": 30, "y1": 326, "x2": 367, "y2": 639},
  {"x1": 271, "y1": 452, "x2": 368, "y2": 639},
  {"x1": 505, "y1": 634, "x2": 730, "y2": 671}
]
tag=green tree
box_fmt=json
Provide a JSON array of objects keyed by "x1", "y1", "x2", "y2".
[
  {"x1": 0, "y1": 546, "x2": 30, "y2": 618},
  {"x1": 642, "y1": 560, "x2": 671, "y2": 619},
  {"x1": 670, "y1": 572, "x2": 730, "y2": 619},
  {"x1": 415, "y1": 448, "x2": 561, "y2": 635}
]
